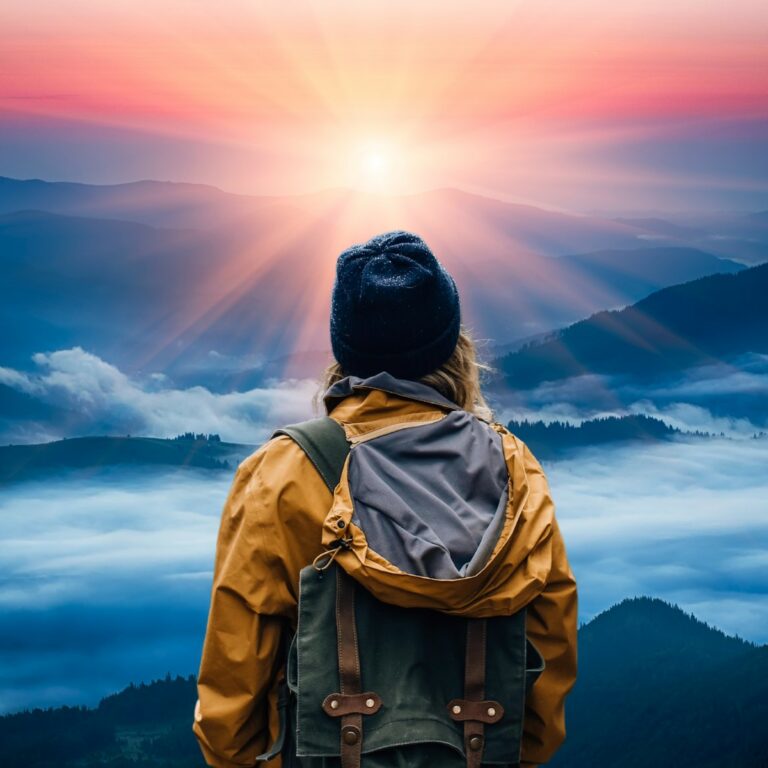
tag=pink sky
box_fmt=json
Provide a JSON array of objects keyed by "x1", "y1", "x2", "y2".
[{"x1": 1, "y1": 0, "x2": 767, "y2": 211}]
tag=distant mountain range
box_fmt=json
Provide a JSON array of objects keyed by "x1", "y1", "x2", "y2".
[
  {"x1": 614, "y1": 210, "x2": 768, "y2": 265},
  {"x1": 0, "y1": 434, "x2": 251, "y2": 484},
  {"x1": 0, "y1": 175, "x2": 276, "y2": 230},
  {"x1": 554, "y1": 246, "x2": 741, "y2": 302},
  {"x1": 0, "y1": 415, "x2": 725, "y2": 479},
  {"x1": 0, "y1": 177, "x2": 754, "y2": 378},
  {"x1": 496, "y1": 262, "x2": 768, "y2": 389},
  {"x1": 2, "y1": 598, "x2": 764, "y2": 767}
]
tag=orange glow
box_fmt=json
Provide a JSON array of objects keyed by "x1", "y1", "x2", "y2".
[{"x1": 2, "y1": 0, "x2": 767, "y2": 198}]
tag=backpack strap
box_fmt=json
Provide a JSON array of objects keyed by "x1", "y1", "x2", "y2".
[
  {"x1": 321, "y1": 567, "x2": 383, "y2": 768},
  {"x1": 447, "y1": 619, "x2": 506, "y2": 767},
  {"x1": 273, "y1": 419, "x2": 381, "y2": 766},
  {"x1": 256, "y1": 417, "x2": 351, "y2": 763},
  {"x1": 271, "y1": 416, "x2": 351, "y2": 494}
]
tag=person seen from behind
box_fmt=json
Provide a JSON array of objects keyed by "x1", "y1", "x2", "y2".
[{"x1": 193, "y1": 230, "x2": 578, "y2": 767}]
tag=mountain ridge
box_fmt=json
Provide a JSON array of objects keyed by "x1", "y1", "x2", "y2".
[
  {"x1": 496, "y1": 261, "x2": 768, "y2": 388},
  {"x1": 2, "y1": 597, "x2": 765, "y2": 767},
  {"x1": 0, "y1": 435, "x2": 252, "y2": 484},
  {"x1": 1, "y1": 205, "x2": 749, "y2": 376}
]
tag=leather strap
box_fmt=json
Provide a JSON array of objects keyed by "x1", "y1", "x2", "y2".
[
  {"x1": 320, "y1": 568, "x2": 383, "y2": 767},
  {"x1": 336, "y1": 567, "x2": 363, "y2": 768},
  {"x1": 465, "y1": 619, "x2": 487, "y2": 768},
  {"x1": 445, "y1": 697, "x2": 504, "y2": 724},
  {"x1": 322, "y1": 692, "x2": 382, "y2": 717},
  {"x1": 446, "y1": 619, "x2": 495, "y2": 768}
]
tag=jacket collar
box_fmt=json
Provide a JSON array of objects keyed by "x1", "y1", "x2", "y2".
[{"x1": 323, "y1": 371, "x2": 461, "y2": 415}]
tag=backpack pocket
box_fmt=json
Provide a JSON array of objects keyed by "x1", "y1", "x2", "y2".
[{"x1": 291, "y1": 564, "x2": 532, "y2": 767}]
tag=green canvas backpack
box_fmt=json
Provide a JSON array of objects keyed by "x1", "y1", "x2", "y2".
[{"x1": 259, "y1": 417, "x2": 545, "y2": 768}]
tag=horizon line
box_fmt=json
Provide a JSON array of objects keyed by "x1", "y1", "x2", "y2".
[{"x1": 1, "y1": 173, "x2": 764, "y2": 218}]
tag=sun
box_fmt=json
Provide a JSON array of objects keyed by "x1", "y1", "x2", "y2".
[
  {"x1": 363, "y1": 148, "x2": 389, "y2": 176},
  {"x1": 353, "y1": 140, "x2": 398, "y2": 190}
]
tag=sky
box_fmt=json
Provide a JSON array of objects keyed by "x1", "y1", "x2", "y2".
[{"x1": 1, "y1": 0, "x2": 767, "y2": 212}]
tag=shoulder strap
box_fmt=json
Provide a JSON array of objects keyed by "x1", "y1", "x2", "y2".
[
  {"x1": 272, "y1": 416, "x2": 351, "y2": 494},
  {"x1": 255, "y1": 418, "x2": 351, "y2": 764}
]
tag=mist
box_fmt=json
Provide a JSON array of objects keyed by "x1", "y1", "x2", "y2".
[{"x1": 1, "y1": 434, "x2": 766, "y2": 713}]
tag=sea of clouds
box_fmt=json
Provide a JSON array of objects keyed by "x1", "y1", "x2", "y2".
[
  {"x1": 1, "y1": 436, "x2": 766, "y2": 714},
  {"x1": 0, "y1": 347, "x2": 767, "y2": 714}
]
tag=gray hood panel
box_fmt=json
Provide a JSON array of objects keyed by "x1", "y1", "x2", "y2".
[
  {"x1": 348, "y1": 409, "x2": 509, "y2": 579},
  {"x1": 324, "y1": 371, "x2": 461, "y2": 414}
]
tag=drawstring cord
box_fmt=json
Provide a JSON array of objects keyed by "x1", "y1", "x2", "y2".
[{"x1": 312, "y1": 536, "x2": 353, "y2": 572}]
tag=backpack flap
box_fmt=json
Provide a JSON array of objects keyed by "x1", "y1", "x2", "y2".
[{"x1": 293, "y1": 563, "x2": 529, "y2": 765}]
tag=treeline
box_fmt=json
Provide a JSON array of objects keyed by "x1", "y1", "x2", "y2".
[
  {"x1": 172, "y1": 433, "x2": 222, "y2": 443},
  {"x1": 506, "y1": 413, "x2": 705, "y2": 459},
  {"x1": 552, "y1": 598, "x2": 768, "y2": 767},
  {"x1": 2, "y1": 599, "x2": 766, "y2": 767},
  {"x1": 0, "y1": 675, "x2": 205, "y2": 767},
  {"x1": 0, "y1": 435, "x2": 233, "y2": 484}
]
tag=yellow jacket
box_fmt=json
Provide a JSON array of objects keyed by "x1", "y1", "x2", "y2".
[{"x1": 193, "y1": 376, "x2": 577, "y2": 767}]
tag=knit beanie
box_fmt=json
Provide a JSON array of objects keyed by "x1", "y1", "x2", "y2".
[{"x1": 330, "y1": 230, "x2": 461, "y2": 380}]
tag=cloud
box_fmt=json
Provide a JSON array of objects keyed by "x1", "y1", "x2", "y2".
[
  {"x1": 547, "y1": 437, "x2": 768, "y2": 643},
  {"x1": 626, "y1": 400, "x2": 761, "y2": 436},
  {"x1": 489, "y1": 353, "x2": 768, "y2": 435},
  {"x1": 1, "y1": 347, "x2": 767, "y2": 712},
  {"x1": 0, "y1": 347, "x2": 319, "y2": 444},
  {"x1": 0, "y1": 434, "x2": 766, "y2": 712},
  {"x1": 619, "y1": 354, "x2": 768, "y2": 402},
  {"x1": 0, "y1": 469, "x2": 230, "y2": 712},
  {"x1": 0, "y1": 470, "x2": 230, "y2": 608},
  {"x1": 4, "y1": 347, "x2": 766, "y2": 447}
]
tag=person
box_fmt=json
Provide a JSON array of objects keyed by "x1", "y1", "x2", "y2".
[{"x1": 193, "y1": 230, "x2": 577, "y2": 768}]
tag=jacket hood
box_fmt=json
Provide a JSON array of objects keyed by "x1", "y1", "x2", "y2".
[
  {"x1": 323, "y1": 370, "x2": 461, "y2": 413},
  {"x1": 320, "y1": 372, "x2": 557, "y2": 618}
]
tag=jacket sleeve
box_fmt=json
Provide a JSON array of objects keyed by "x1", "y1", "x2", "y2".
[
  {"x1": 192, "y1": 436, "x2": 327, "y2": 768},
  {"x1": 519, "y1": 446, "x2": 578, "y2": 768}
]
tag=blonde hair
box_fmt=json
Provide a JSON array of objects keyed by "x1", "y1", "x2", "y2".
[{"x1": 313, "y1": 326, "x2": 496, "y2": 421}]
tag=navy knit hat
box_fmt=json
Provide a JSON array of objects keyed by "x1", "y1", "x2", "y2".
[{"x1": 330, "y1": 230, "x2": 461, "y2": 380}]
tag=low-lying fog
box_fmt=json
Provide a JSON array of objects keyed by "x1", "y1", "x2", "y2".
[{"x1": 1, "y1": 436, "x2": 766, "y2": 714}]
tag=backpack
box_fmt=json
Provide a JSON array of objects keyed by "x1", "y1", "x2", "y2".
[{"x1": 257, "y1": 417, "x2": 545, "y2": 768}]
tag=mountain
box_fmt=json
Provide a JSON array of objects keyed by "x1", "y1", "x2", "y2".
[
  {"x1": 0, "y1": 416, "x2": 691, "y2": 482},
  {"x1": 612, "y1": 210, "x2": 768, "y2": 265},
  {"x1": 0, "y1": 175, "x2": 282, "y2": 230},
  {"x1": 2, "y1": 598, "x2": 765, "y2": 767},
  {"x1": 0, "y1": 210, "x2": 234, "y2": 368},
  {"x1": 554, "y1": 246, "x2": 742, "y2": 305},
  {"x1": 0, "y1": 176, "x2": 652, "y2": 248},
  {"x1": 550, "y1": 598, "x2": 768, "y2": 767},
  {"x1": 496, "y1": 262, "x2": 768, "y2": 389},
  {"x1": 0, "y1": 435, "x2": 252, "y2": 484},
  {"x1": 613, "y1": 217, "x2": 705, "y2": 240},
  {"x1": 0, "y1": 382, "x2": 59, "y2": 421},
  {"x1": 0, "y1": 189, "x2": 745, "y2": 378},
  {"x1": 506, "y1": 414, "x2": 698, "y2": 459},
  {"x1": 0, "y1": 674, "x2": 204, "y2": 768}
]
